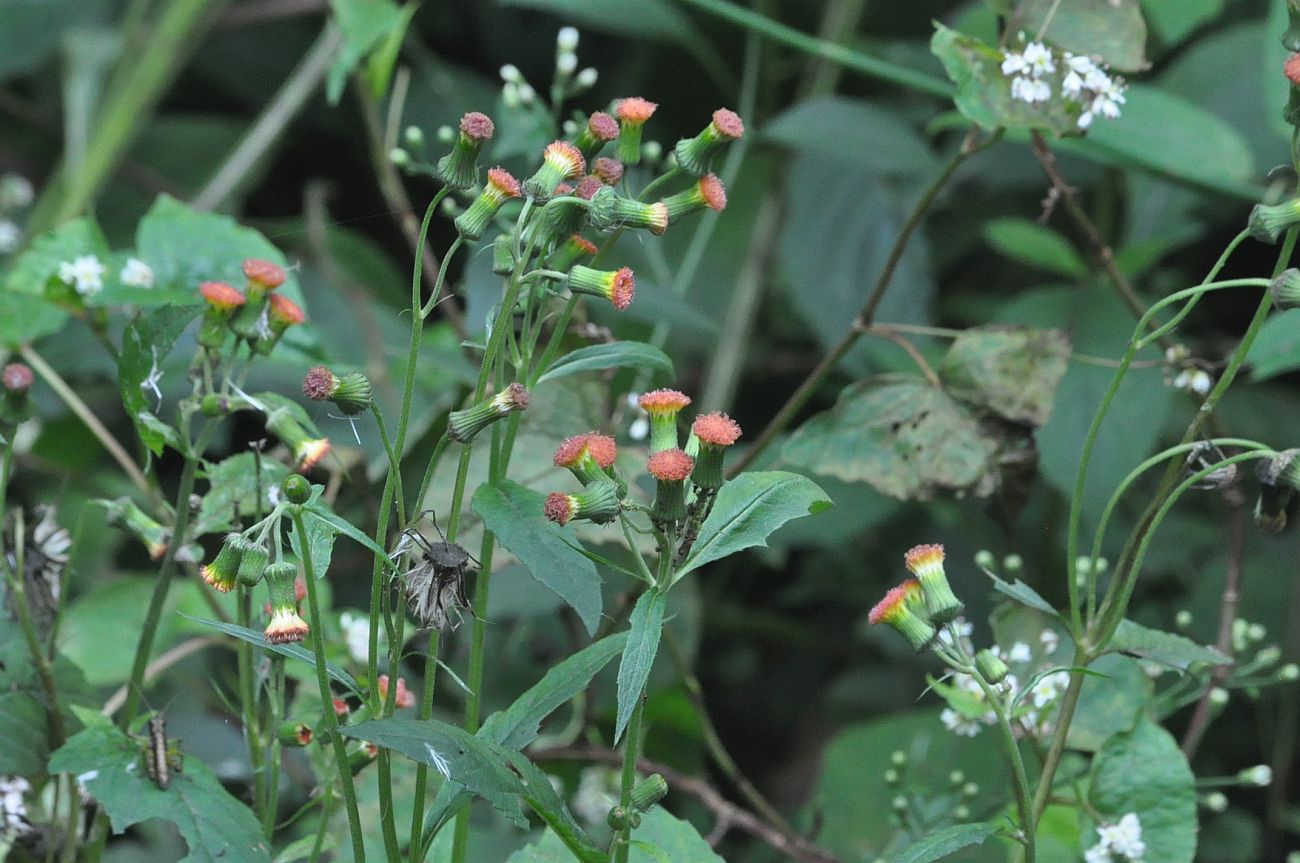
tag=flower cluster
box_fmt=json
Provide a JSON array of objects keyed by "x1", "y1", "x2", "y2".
[
  {"x1": 1162, "y1": 345, "x2": 1212, "y2": 396},
  {"x1": 1085, "y1": 812, "x2": 1146, "y2": 863},
  {"x1": 938, "y1": 626, "x2": 1068, "y2": 738},
  {"x1": 1001, "y1": 38, "x2": 1127, "y2": 129},
  {"x1": 868, "y1": 544, "x2": 964, "y2": 651}
]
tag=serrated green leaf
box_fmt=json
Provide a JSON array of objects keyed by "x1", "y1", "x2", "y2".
[
  {"x1": 1016, "y1": 0, "x2": 1148, "y2": 72},
  {"x1": 939, "y1": 325, "x2": 1071, "y2": 425},
  {"x1": 472, "y1": 480, "x2": 602, "y2": 635},
  {"x1": 615, "y1": 589, "x2": 666, "y2": 742},
  {"x1": 1109, "y1": 619, "x2": 1229, "y2": 671},
  {"x1": 783, "y1": 377, "x2": 1001, "y2": 499},
  {"x1": 183, "y1": 616, "x2": 362, "y2": 695},
  {"x1": 536, "y1": 341, "x2": 673, "y2": 384},
  {"x1": 1088, "y1": 719, "x2": 1197, "y2": 863},
  {"x1": 676, "y1": 471, "x2": 832, "y2": 577},
  {"x1": 119, "y1": 306, "x2": 199, "y2": 456},
  {"x1": 982, "y1": 218, "x2": 1087, "y2": 278},
  {"x1": 895, "y1": 821, "x2": 1001, "y2": 863},
  {"x1": 305, "y1": 502, "x2": 400, "y2": 570},
  {"x1": 931, "y1": 23, "x2": 1079, "y2": 135},
  {"x1": 48, "y1": 712, "x2": 272, "y2": 863}
]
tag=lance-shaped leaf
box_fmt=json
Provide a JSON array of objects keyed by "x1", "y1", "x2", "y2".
[
  {"x1": 473, "y1": 480, "x2": 603, "y2": 635},
  {"x1": 184, "y1": 616, "x2": 362, "y2": 695},
  {"x1": 1108, "y1": 619, "x2": 1229, "y2": 672},
  {"x1": 615, "y1": 589, "x2": 667, "y2": 742},
  {"x1": 537, "y1": 341, "x2": 673, "y2": 384}
]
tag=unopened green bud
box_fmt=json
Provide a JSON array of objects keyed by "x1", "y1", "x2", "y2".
[
  {"x1": 404, "y1": 125, "x2": 425, "y2": 151},
  {"x1": 948, "y1": 770, "x2": 964, "y2": 786},
  {"x1": 962, "y1": 782, "x2": 979, "y2": 798},
  {"x1": 1249, "y1": 622, "x2": 1268, "y2": 641},
  {"x1": 237, "y1": 542, "x2": 270, "y2": 586},
  {"x1": 975, "y1": 648, "x2": 1009, "y2": 685},
  {"x1": 630, "y1": 774, "x2": 668, "y2": 811},
  {"x1": 390, "y1": 148, "x2": 411, "y2": 168},
  {"x1": 1003, "y1": 553, "x2": 1023, "y2": 574},
  {"x1": 673, "y1": 108, "x2": 744, "y2": 176},
  {"x1": 1249, "y1": 198, "x2": 1300, "y2": 244},
  {"x1": 883, "y1": 768, "x2": 899, "y2": 785},
  {"x1": 891, "y1": 795, "x2": 908, "y2": 812},
  {"x1": 1272, "y1": 269, "x2": 1300, "y2": 310},
  {"x1": 281, "y1": 473, "x2": 312, "y2": 506},
  {"x1": 1176, "y1": 609, "x2": 1194, "y2": 630},
  {"x1": 436, "y1": 113, "x2": 494, "y2": 189},
  {"x1": 1209, "y1": 687, "x2": 1230, "y2": 707},
  {"x1": 905, "y1": 544, "x2": 964, "y2": 624},
  {"x1": 974, "y1": 549, "x2": 995, "y2": 570},
  {"x1": 1257, "y1": 646, "x2": 1282, "y2": 666},
  {"x1": 890, "y1": 750, "x2": 907, "y2": 767},
  {"x1": 953, "y1": 805, "x2": 970, "y2": 820},
  {"x1": 1201, "y1": 791, "x2": 1228, "y2": 812},
  {"x1": 447, "y1": 383, "x2": 530, "y2": 443},
  {"x1": 868, "y1": 580, "x2": 937, "y2": 652},
  {"x1": 1239, "y1": 764, "x2": 1272, "y2": 786},
  {"x1": 1280, "y1": 663, "x2": 1299, "y2": 681}
]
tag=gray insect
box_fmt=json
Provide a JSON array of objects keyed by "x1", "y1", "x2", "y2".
[
  {"x1": 395, "y1": 513, "x2": 472, "y2": 631},
  {"x1": 142, "y1": 715, "x2": 183, "y2": 790}
]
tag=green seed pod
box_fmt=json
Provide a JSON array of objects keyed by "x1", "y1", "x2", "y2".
[
  {"x1": 975, "y1": 649, "x2": 1009, "y2": 685},
  {"x1": 281, "y1": 473, "x2": 312, "y2": 506},
  {"x1": 630, "y1": 774, "x2": 668, "y2": 812},
  {"x1": 237, "y1": 542, "x2": 270, "y2": 587}
]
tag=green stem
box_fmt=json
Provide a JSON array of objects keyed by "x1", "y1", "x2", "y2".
[
  {"x1": 119, "y1": 423, "x2": 215, "y2": 725},
  {"x1": 262, "y1": 656, "x2": 285, "y2": 838},
  {"x1": 1029, "y1": 664, "x2": 1087, "y2": 829},
  {"x1": 406, "y1": 628, "x2": 442, "y2": 863},
  {"x1": 672, "y1": 0, "x2": 953, "y2": 97},
  {"x1": 610, "y1": 694, "x2": 647, "y2": 863},
  {"x1": 407, "y1": 434, "x2": 451, "y2": 531},
  {"x1": 238, "y1": 584, "x2": 262, "y2": 827},
  {"x1": 731, "y1": 133, "x2": 995, "y2": 475},
  {"x1": 292, "y1": 507, "x2": 366, "y2": 863},
  {"x1": 971, "y1": 673, "x2": 1034, "y2": 862}
]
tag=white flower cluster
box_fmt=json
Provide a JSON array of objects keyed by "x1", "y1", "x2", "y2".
[
  {"x1": 120, "y1": 257, "x2": 155, "y2": 288},
  {"x1": 1, "y1": 775, "x2": 33, "y2": 837},
  {"x1": 939, "y1": 628, "x2": 1067, "y2": 738},
  {"x1": 1001, "y1": 40, "x2": 1127, "y2": 129},
  {"x1": 59, "y1": 254, "x2": 106, "y2": 296},
  {"x1": 1085, "y1": 812, "x2": 1146, "y2": 863}
]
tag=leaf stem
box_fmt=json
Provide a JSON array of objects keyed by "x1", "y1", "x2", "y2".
[
  {"x1": 611, "y1": 693, "x2": 647, "y2": 863},
  {"x1": 292, "y1": 506, "x2": 366, "y2": 862}
]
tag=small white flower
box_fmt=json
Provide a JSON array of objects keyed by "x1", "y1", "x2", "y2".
[
  {"x1": 941, "y1": 708, "x2": 983, "y2": 737},
  {"x1": 1062, "y1": 70, "x2": 1085, "y2": 98},
  {"x1": 0, "y1": 219, "x2": 20, "y2": 253},
  {"x1": 938, "y1": 617, "x2": 974, "y2": 646},
  {"x1": 119, "y1": 257, "x2": 155, "y2": 288},
  {"x1": 517, "y1": 83, "x2": 536, "y2": 105},
  {"x1": 1096, "y1": 812, "x2": 1146, "y2": 859},
  {"x1": 1188, "y1": 370, "x2": 1212, "y2": 396},
  {"x1": 629, "y1": 416, "x2": 649, "y2": 441},
  {"x1": 1040, "y1": 629, "x2": 1060, "y2": 652},
  {"x1": 1001, "y1": 51, "x2": 1028, "y2": 77},
  {"x1": 499, "y1": 63, "x2": 522, "y2": 83},
  {"x1": 574, "y1": 68, "x2": 599, "y2": 90},
  {"x1": 1084, "y1": 845, "x2": 1114, "y2": 863},
  {"x1": 1022, "y1": 42, "x2": 1056, "y2": 76},
  {"x1": 1008, "y1": 641, "x2": 1032, "y2": 663},
  {"x1": 1066, "y1": 53, "x2": 1100, "y2": 75},
  {"x1": 1011, "y1": 75, "x2": 1052, "y2": 104},
  {"x1": 1242, "y1": 764, "x2": 1273, "y2": 787},
  {"x1": 59, "y1": 254, "x2": 106, "y2": 296},
  {"x1": 1031, "y1": 670, "x2": 1068, "y2": 709},
  {"x1": 556, "y1": 52, "x2": 578, "y2": 75},
  {"x1": 1, "y1": 774, "x2": 33, "y2": 835}
]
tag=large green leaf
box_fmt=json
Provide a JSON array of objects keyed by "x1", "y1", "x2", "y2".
[
  {"x1": 536, "y1": 341, "x2": 673, "y2": 385},
  {"x1": 931, "y1": 23, "x2": 1078, "y2": 135},
  {"x1": 0, "y1": 291, "x2": 67, "y2": 347},
  {"x1": 1016, "y1": 0, "x2": 1148, "y2": 72},
  {"x1": 472, "y1": 480, "x2": 603, "y2": 635},
  {"x1": 1246, "y1": 308, "x2": 1300, "y2": 381},
  {"x1": 1070, "y1": 84, "x2": 1256, "y2": 195},
  {"x1": 676, "y1": 471, "x2": 832, "y2": 577},
  {"x1": 1143, "y1": 0, "x2": 1224, "y2": 48},
  {"x1": 982, "y1": 218, "x2": 1086, "y2": 279},
  {"x1": 783, "y1": 377, "x2": 1001, "y2": 499},
  {"x1": 1066, "y1": 655, "x2": 1151, "y2": 752},
  {"x1": 1088, "y1": 719, "x2": 1197, "y2": 863},
  {"x1": 119, "y1": 305, "x2": 199, "y2": 457},
  {"x1": 939, "y1": 325, "x2": 1071, "y2": 426},
  {"x1": 185, "y1": 617, "x2": 362, "y2": 695},
  {"x1": 0, "y1": 692, "x2": 48, "y2": 775},
  {"x1": 615, "y1": 588, "x2": 667, "y2": 742},
  {"x1": 895, "y1": 822, "x2": 1001, "y2": 863},
  {"x1": 49, "y1": 710, "x2": 272, "y2": 863},
  {"x1": 1109, "y1": 619, "x2": 1229, "y2": 672},
  {"x1": 763, "y1": 96, "x2": 939, "y2": 176}
]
